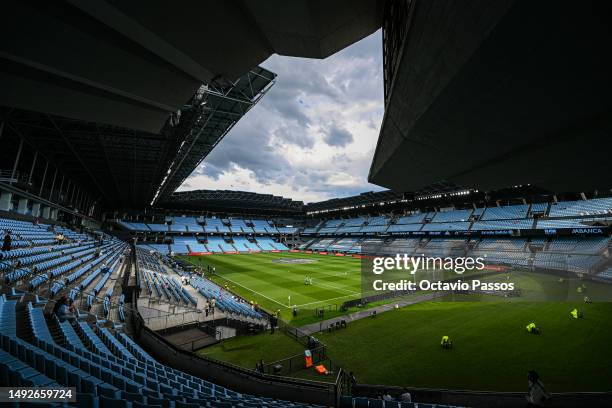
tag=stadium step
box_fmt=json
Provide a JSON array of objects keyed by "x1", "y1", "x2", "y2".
[
  {"x1": 45, "y1": 314, "x2": 65, "y2": 346},
  {"x1": 15, "y1": 300, "x2": 34, "y2": 343}
]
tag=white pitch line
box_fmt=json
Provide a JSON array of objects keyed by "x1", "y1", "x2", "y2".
[
  {"x1": 294, "y1": 293, "x2": 357, "y2": 308},
  {"x1": 313, "y1": 280, "x2": 360, "y2": 295},
  {"x1": 216, "y1": 274, "x2": 289, "y2": 308}
]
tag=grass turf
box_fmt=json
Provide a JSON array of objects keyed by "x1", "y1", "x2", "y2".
[
  {"x1": 181, "y1": 254, "x2": 612, "y2": 391},
  {"x1": 179, "y1": 252, "x2": 494, "y2": 325},
  {"x1": 197, "y1": 331, "x2": 304, "y2": 370},
  {"x1": 192, "y1": 293, "x2": 612, "y2": 391},
  {"x1": 180, "y1": 252, "x2": 365, "y2": 325},
  {"x1": 317, "y1": 297, "x2": 612, "y2": 392}
]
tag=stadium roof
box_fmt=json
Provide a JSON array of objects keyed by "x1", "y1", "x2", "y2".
[
  {"x1": 149, "y1": 67, "x2": 276, "y2": 205},
  {"x1": 370, "y1": 0, "x2": 612, "y2": 194},
  {"x1": 1, "y1": 1, "x2": 383, "y2": 213},
  {"x1": 1, "y1": 0, "x2": 382, "y2": 134},
  {"x1": 160, "y1": 190, "x2": 304, "y2": 216},
  {"x1": 304, "y1": 190, "x2": 402, "y2": 214},
  {"x1": 0, "y1": 66, "x2": 275, "y2": 209},
  {"x1": 304, "y1": 182, "x2": 473, "y2": 213}
]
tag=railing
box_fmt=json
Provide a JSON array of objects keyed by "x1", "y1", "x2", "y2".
[
  {"x1": 0, "y1": 169, "x2": 22, "y2": 184},
  {"x1": 263, "y1": 345, "x2": 329, "y2": 376}
]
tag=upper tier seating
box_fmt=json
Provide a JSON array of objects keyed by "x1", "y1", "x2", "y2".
[
  {"x1": 318, "y1": 227, "x2": 339, "y2": 235},
  {"x1": 529, "y1": 202, "x2": 548, "y2": 215},
  {"x1": 146, "y1": 223, "x2": 168, "y2": 232},
  {"x1": 206, "y1": 237, "x2": 235, "y2": 253},
  {"x1": 431, "y1": 209, "x2": 473, "y2": 222},
  {"x1": 549, "y1": 197, "x2": 612, "y2": 217},
  {"x1": 343, "y1": 218, "x2": 366, "y2": 227},
  {"x1": 367, "y1": 216, "x2": 390, "y2": 226},
  {"x1": 323, "y1": 219, "x2": 344, "y2": 228},
  {"x1": 232, "y1": 236, "x2": 260, "y2": 252},
  {"x1": 250, "y1": 219, "x2": 271, "y2": 233},
  {"x1": 204, "y1": 218, "x2": 231, "y2": 233},
  {"x1": 229, "y1": 219, "x2": 252, "y2": 233},
  {"x1": 395, "y1": 213, "x2": 427, "y2": 224},
  {"x1": 170, "y1": 216, "x2": 202, "y2": 233},
  {"x1": 387, "y1": 224, "x2": 423, "y2": 233},
  {"x1": 480, "y1": 204, "x2": 529, "y2": 220}
]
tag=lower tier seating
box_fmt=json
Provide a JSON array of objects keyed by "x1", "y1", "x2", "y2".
[{"x1": 0, "y1": 294, "x2": 319, "y2": 408}]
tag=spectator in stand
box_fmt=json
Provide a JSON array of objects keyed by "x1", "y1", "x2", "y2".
[
  {"x1": 57, "y1": 298, "x2": 77, "y2": 323},
  {"x1": 2, "y1": 231, "x2": 11, "y2": 252},
  {"x1": 52, "y1": 295, "x2": 67, "y2": 318}
]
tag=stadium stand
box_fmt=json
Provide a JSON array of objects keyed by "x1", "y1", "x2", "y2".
[
  {"x1": 431, "y1": 209, "x2": 473, "y2": 222},
  {"x1": 549, "y1": 197, "x2": 612, "y2": 217},
  {"x1": 480, "y1": 204, "x2": 529, "y2": 220},
  {"x1": 0, "y1": 294, "x2": 319, "y2": 408}
]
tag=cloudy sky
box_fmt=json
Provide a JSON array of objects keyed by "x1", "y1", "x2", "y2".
[{"x1": 178, "y1": 30, "x2": 385, "y2": 204}]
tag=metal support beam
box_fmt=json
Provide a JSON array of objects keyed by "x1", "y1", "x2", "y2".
[
  {"x1": 48, "y1": 168, "x2": 57, "y2": 202},
  {"x1": 58, "y1": 175, "x2": 65, "y2": 202},
  {"x1": 64, "y1": 180, "x2": 71, "y2": 205},
  {"x1": 70, "y1": 183, "x2": 76, "y2": 205},
  {"x1": 39, "y1": 161, "x2": 48, "y2": 196},
  {"x1": 10, "y1": 138, "x2": 24, "y2": 184},
  {"x1": 28, "y1": 150, "x2": 38, "y2": 185},
  {"x1": 46, "y1": 115, "x2": 110, "y2": 204}
]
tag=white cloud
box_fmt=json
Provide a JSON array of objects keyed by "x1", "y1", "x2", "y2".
[{"x1": 178, "y1": 30, "x2": 385, "y2": 204}]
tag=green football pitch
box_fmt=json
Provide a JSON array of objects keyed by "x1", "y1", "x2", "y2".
[
  {"x1": 179, "y1": 253, "x2": 612, "y2": 391},
  {"x1": 180, "y1": 252, "x2": 365, "y2": 324}
]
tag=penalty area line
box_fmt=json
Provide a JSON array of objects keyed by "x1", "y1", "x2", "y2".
[
  {"x1": 214, "y1": 274, "x2": 289, "y2": 308},
  {"x1": 313, "y1": 280, "x2": 361, "y2": 295},
  {"x1": 294, "y1": 293, "x2": 357, "y2": 308}
]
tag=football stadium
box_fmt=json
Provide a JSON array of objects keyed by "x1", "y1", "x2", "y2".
[{"x1": 1, "y1": 1, "x2": 612, "y2": 407}]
